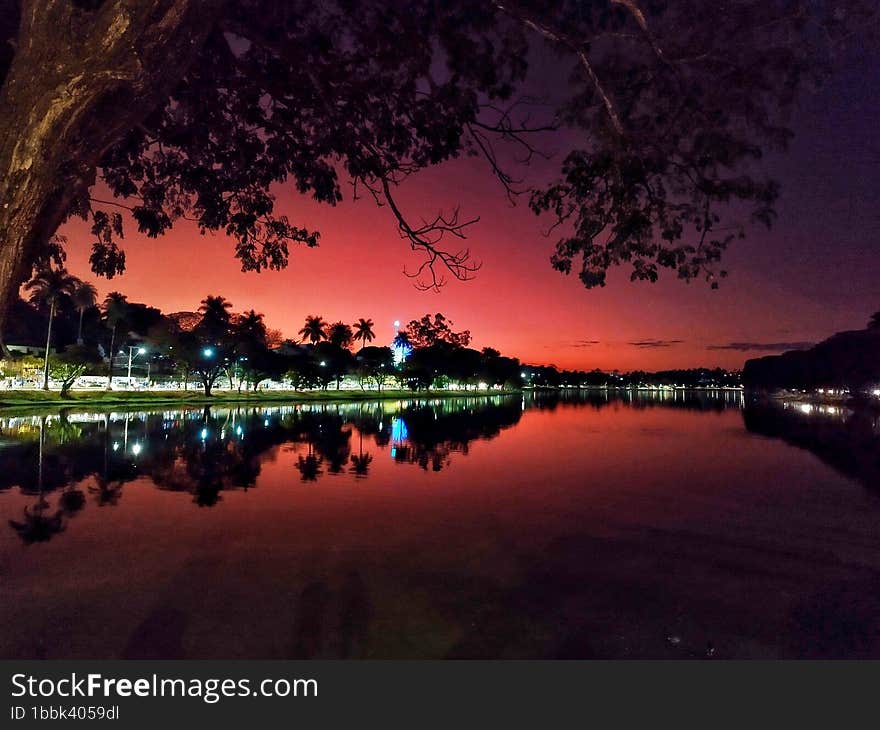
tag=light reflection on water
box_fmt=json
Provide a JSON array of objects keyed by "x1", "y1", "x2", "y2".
[{"x1": 1, "y1": 390, "x2": 879, "y2": 659}]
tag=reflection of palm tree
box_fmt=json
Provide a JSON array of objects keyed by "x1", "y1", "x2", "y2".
[
  {"x1": 71, "y1": 280, "x2": 98, "y2": 345},
  {"x1": 91, "y1": 416, "x2": 124, "y2": 506},
  {"x1": 350, "y1": 430, "x2": 373, "y2": 478},
  {"x1": 353, "y1": 318, "x2": 376, "y2": 350},
  {"x1": 59, "y1": 487, "x2": 86, "y2": 515},
  {"x1": 297, "y1": 443, "x2": 323, "y2": 481},
  {"x1": 9, "y1": 504, "x2": 65, "y2": 544},
  {"x1": 299, "y1": 315, "x2": 327, "y2": 344},
  {"x1": 9, "y1": 415, "x2": 66, "y2": 543},
  {"x1": 25, "y1": 267, "x2": 80, "y2": 389}
]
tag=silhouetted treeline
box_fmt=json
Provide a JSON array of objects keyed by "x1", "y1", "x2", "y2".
[
  {"x1": 522, "y1": 366, "x2": 740, "y2": 389},
  {"x1": 743, "y1": 321, "x2": 880, "y2": 392}
]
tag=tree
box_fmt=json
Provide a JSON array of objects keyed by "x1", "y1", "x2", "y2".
[
  {"x1": 164, "y1": 328, "x2": 230, "y2": 397},
  {"x1": 101, "y1": 292, "x2": 129, "y2": 390},
  {"x1": 299, "y1": 315, "x2": 327, "y2": 345},
  {"x1": 24, "y1": 266, "x2": 79, "y2": 389},
  {"x1": 313, "y1": 341, "x2": 354, "y2": 390},
  {"x1": 405, "y1": 313, "x2": 471, "y2": 349},
  {"x1": 355, "y1": 346, "x2": 394, "y2": 392},
  {"x1": 49, "y1": 361, "x2": 86, "y2": 398},
  {"x1": 1, "y1": 1, "x2": 870, "y2": 339},
  {"x1": 70, "y1": 280, "x2": 98, "y2": 345},
  {"x1": 327, "y1": 322, "x2": 354, "y2": 350},
  {"x1": 198, "y1": 295, "x2": 233, "y2": 341},
  {"x1": 868, "y1": 311, "x2": 880, "y2": 330},
  {"x1": 231, "y1": 310, "x2": 285, "y2": 390},
  {"x1": 50, "y1": 344, "x2": 103, "y2": 397},
  {"x1": 352, "y1": 318, "x2": 376, "y2": 350}
]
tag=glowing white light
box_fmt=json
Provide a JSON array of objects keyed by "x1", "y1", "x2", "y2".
[
  {"x1": 200, "y1": 428, "x2": 209, "y2": 439},
  {"x1": 137, "y1": 347, "x2": 146, "y2": 355},
  {"x1": 203, "y1": 348, "x2": 214, "y2": 357},
  {"x1": 131, "y1": 443, "x2": 142, "y2": 456},
  {"x1": 798, "y1": 404, "x2": 813, "y2": 414},
  {"x1": 112, "y1": 441, "x2": 119, "y2": 451}
]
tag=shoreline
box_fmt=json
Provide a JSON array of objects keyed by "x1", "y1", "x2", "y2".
[{"x1": 0, "y1": 388, "x2": 523, "y2": 414}]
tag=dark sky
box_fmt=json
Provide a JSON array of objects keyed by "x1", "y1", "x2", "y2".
[{"x1": 58, "y1": 44, "x2": 879, "y2": 371}]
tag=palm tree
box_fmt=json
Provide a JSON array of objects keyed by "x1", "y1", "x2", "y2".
[
  {"x1": 198, "y1": 295, "x2": 233, "y2": 340},
  {"x1": 299, "y1": 315, "x2": 327, "y2": 344},
  {"x1": 25, "y1": 267, "x2": 80, "y2": 390},
  {"x1": 352, "y1": 318, "x2": 375, "y2": 350},
  {"x1": 327, "y1": 321, "x2": 354, "y2": 349},
  {"x1": 102, "y1": 292, "x2": 129, "y2": 390},
  {"x1": 70, "y1": 280, "x2": 98, "y2": 345},
  {"x1": 235, "y1": 309, "x2": 267, "y2": 346},
  {"x1": 392, "y1": 331, "x2": 412, "y2": 350}
]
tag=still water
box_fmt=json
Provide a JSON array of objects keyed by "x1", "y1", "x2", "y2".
[{"x1": 1, "y1": 391, "x2": 879, "y2": 659}]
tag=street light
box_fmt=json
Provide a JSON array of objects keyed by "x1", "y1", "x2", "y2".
[
  {"x1": 203, "y1": 347, "x2": 214, "y2": 358},
  {"x1": 124, "y1": 345, "x2": 147, "y2": 388}
]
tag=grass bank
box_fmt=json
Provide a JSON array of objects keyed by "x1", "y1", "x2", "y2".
[{"x1": 0, "y1": 388, "x2": 522, "y2": 413}]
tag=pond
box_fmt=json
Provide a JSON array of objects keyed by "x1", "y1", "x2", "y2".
[{"x1": 1, "y1": 390, "x2": 879, "y2": 658}]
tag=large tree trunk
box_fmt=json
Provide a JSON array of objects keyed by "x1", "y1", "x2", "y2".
[{"x1": 0, "y1": 0, "x2": 219, "y2": 338}]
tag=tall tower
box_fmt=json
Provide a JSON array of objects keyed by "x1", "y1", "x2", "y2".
[{"x1": 391, "y1": 319, "x2": 411, "y2": 364}]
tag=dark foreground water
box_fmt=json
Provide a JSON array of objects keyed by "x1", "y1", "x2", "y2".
[{"x1": 1, "y1": 391, "x2": 879, "y2": 659}]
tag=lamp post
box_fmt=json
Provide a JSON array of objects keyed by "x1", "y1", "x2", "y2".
[{"x1": 125, "y1": 346, "x2": 147, "y2": 388}]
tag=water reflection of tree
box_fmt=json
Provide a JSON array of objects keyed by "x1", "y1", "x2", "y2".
[
  {"x1": 527, "y1": 389, "x2": 741, "y2": 413},
  {"x1": 8, "y1": 416, "x2": 65, "y2": 544},
  {"x1": 390, "y1": 399, "x2": 523, "y2": 471},
  {"x1": 350, "y1": 430, "x2": 373, "y2": 479},
  {"x1": 743, "y1": 402, "x2": 880, "y2": 492}
]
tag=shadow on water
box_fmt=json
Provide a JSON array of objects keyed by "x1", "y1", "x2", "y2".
[{"x1": 743, "y1": 399, "x2": 880, "y2": 493}]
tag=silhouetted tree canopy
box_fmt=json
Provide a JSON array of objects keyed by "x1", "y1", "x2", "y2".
[{"x1": 0, "y1": 0, "x2": 875, "y2": 334}]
